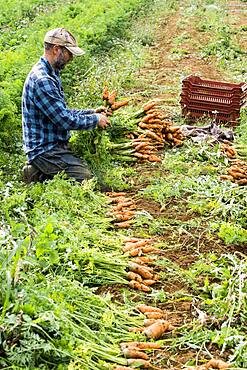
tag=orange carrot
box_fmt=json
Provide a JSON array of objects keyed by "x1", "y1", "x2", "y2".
[
  {"x1": 128, "y1": 280, "x2": 151, "y2": 292},
  {"x1": 133, "y1": 153, "x2": 149, "y2": 159},
  {"x1": 123, "y1": 237, "x2": 142, "y2": 243},
  {"x1": 133, "y1": 256, "x2": 157, "y2": 264},
  {"x1": 122, "y1": 348, "x2": 149, "y2": 360},
  {"x1": 114, "y1": 220, "x2": 133, "y2": 228},
  {"x1": 125, "y1": 342, "x2": 161, "y2": 350},
  {"x1": 134, "y1": 142, "x2": 150, "y2": 152},
  {"x1": 143, "y1": 320, "x2": 174, "y2": 339},
  {"x1": 112, "y1": 202, "x2": 136, "y2": 211},
  {"x1": 173, "y1": 138, "x2": 183, "y2": 146},
  {"x1": 128, "y1": 262, "x2": 154, "y2": 279},
  {"x1": 206, "y1": 359, "x2": 230, "y2": 369},
  {"x1": 127, "y1": 271, "x2": 143, "y2": 282},
  {"x1": 111, "y1": 101, "x2": 129, "y2": 110},
  {"x1": 143, "y1": 101, "x2": 158, "y2": 111},
  {"x1": 128, "y1": 247, "x2": 144, "y2": 257},
  {"x1": 142, "y1": 279, "x2": 157, "y2": 286},
  {"x1": 143, "y1": 319, "x2": 157, "y2": 327},
  {"x1": 144, "y1": 312, "x2": 164, "y2": 320},
  {"x1": 108, "y1": 90, "x2": 117, "y2": 105},
  {"x1": 107, "y1": 192, "x2": 127, "y2": 197},
  {"x1": 114, "y1": 212, "x2": 135, "y2": 222},
  {"x1": 128, "y1": 327, "x2": 144, "y2": 333},
  {"x1": 127, "y1": 359, "x2": 151, "y2": 368},
  {"x1": 144, "y1": 130, "x2": 163, "y2": 142},
  {"x1": 114, "y1": 366, "x2": 132, "y2": 370},
  {"x1": 136, "y1": 304, "x2": 163, "y2": 314},
  {"x1": 102, "y1": 85, "x2": 109, "y2": 101}
]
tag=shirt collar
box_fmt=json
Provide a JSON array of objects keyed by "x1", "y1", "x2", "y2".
[{"x1": 40, "y1": 56, "x2": 60, "y2": 78}]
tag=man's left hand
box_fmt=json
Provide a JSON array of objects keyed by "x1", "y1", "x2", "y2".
[{"x1": 95, "y1": 106, "x2": 107, "y2": 114}]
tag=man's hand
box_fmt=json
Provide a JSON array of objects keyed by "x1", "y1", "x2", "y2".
[
  {"x1": 95, "y1": 106, "x2": 107, "y2": 114},
  {"x1": 97, "y1": 114, "x2": 110, "y2": 129}
]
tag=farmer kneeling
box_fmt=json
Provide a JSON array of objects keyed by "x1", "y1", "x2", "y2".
[{"x1": 22, "y1": 27, "x2": 110, "y2": 184}]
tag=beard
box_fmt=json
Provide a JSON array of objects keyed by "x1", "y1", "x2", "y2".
[{"x1": 53, "y1": 51, "x2": 67, "y2": 70}]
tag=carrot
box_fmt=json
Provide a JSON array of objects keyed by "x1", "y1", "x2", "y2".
[
  {"x1": 148, "y1": 155, "x2": 162, "y2": 162},
  {"x1": 122, "y1": 348, "x2": 149, "y2": 360},
  {"x1": 114, "y1": 212, "x2": 135, "y2": 222},
  {"x1": 133, "y1": 256, "x2": 158, "y2": 264},
  {"x1": 144, "y1": 130, "x2": 163, "y2": 142},
  {"x1": 127, "y1": 359, "x2": 151, "y2": 368},
  {"x1": 128, "y1": 247, "x2": 145, "y2": 257},
  {"x1": 128, "y1": 280, "x2": 151, "y2": 292},
  {"x1": 143, "y1": 320, "x2": 174, "y2": 339},
  {"x1": 206, "y1": 359, "x2": 230, "y2": 369},
  {"x1": 114, "y1": 366, "x2": 132, "y2": 370},
  {"x1": 114, "y1": 220, "x2": 133, "y2": 228},
  {"x1": 141, "y1": 114, "x2": 157, "y2": 123},
  {"x1": 136, "y1": 304, "x2": 163, "y2": 314},
  {"x1": 107, "y1": 192, "x2": 127, "y2": 197},
  {"x1": 173, "y1": 138, "x2": 183, "y2": 146},
  {"x1": 123, "y1": 237, "x2": 142, "y2": 243},
  {"x1": 128, "y1": 327, "x2": 144, "y2": 333},
  {"x1": 139, "y1": 122, "x2": 163, "y2": 130},
  {"x1": 236, "y1": 178, "x2": 247, "y2": 185},
  {"x1": 111, "y1": 101, "x2": 129, "y2": 110},
  {"x1": 128, "y1": 262, "x2": 154, "y2": 279},
  {"x1": 102, "y1": 85, "x2": 109, "y2": 101},
  {"x1": 144, "y1": 312, "x2": 164, "y2": 320},
  {"x1": 219, "y1": 175, "x2": 234, "y2": 181},
  {"x1": 133, "y1": 153, "x2": 149, "y2": 159},
  {"x1": 143, "y1": 101, "x2": 158, "y2": 111},
  {"x1": 144, "y1": 319, "x2": 157, "y2": 327},
  {"x1": 127, "y1": 271, "x2": 143, "y2": 282},
  {"x1": 134, "y1": 142, "x2": 149, "y2": 152},
  {"x1": 121, "y1": 342, "x2": 161, "y2": 350},
  {"x1": 167, "y1": 126, "x2": 181, "y2": 133},
  {"x1": 108, "y1": 90, "x2": 117, "y2": 105},
  {"x1": 122, "y1": 240, "x2": 149, "y2": 252},
  {"x1": 112, "y1": 202, "x2": 136, "y2": 211},
  {"x1": 142, "y1": 279, "x2": 157, "y2": 286}
]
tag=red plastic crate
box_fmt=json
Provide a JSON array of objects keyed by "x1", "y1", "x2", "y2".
[{"x1": 180, "y1": 75, "x2": 247, "y2": 124}]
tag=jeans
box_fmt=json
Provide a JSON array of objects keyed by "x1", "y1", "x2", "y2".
[{"x1": 30, "y1": 143, "x2": 93, "y2": 183}]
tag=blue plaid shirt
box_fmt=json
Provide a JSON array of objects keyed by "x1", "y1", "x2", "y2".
[{"x1": 22, "y1": 56, "x2": 99, "y2": 162}]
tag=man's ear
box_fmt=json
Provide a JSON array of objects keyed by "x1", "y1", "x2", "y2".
[{"x1": 52, "y1": 45, "x2": 60, "y2": 56}]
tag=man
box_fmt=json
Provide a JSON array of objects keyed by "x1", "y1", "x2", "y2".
[{"x1": 22, "y1": 27, "x2": 110, "y2": 184}]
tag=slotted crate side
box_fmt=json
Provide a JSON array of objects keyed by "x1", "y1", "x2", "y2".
[
  {"x1": 181, "y1": 93, "x2": 247, "y2": 106},
  {"x1": 182, "y1": 106, "x2": 240, "y2": 123},
  {"x1": 182, "y1": 75, "x2": 247, "y2": 95}
]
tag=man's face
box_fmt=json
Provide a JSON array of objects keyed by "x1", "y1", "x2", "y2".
[{"x1": 53, "y1": 46, "x2": 73, "y2": 70}]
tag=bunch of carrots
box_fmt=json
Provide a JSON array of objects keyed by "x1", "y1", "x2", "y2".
[
  {"x1": 106, "y1": 192, "x2": 137, "y2": 228},
  {"x1": 121, "y1": 237, "x2": 161, "y2": 292},
  {"x1": 114, "y1": 305, "x2": 175, "y2": 370},
  {"x1": 220, "y1": 143, "x2": 237, "y2": 159},
  {"x1": 220, "y1": 159, "x2": 247, "y2": 185},
  {"x1": 102, "y1": 85, "x2": 129, "y2": 114}
]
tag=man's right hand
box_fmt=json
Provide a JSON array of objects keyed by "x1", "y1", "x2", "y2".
[{"x1": 97, "y1": 114, "x2": 110, "y2": 129}]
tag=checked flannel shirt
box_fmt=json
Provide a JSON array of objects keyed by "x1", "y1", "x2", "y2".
[{"x1": 22, "y1": 56, "x2": 99, "y2": 162}]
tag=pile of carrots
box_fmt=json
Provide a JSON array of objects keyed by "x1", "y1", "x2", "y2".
[
  {"x1": 106, "y1": 192, "x2": 137, "y2": 228},
  {"x1": 220, "y1": 159, "x2": 247, "y2": 185},
  {"x1": 220, "y1": 143, "x2": 237, "y2": 159},
  {"x1": 126, "y1": 100, "x2": 185, "y2": 163}
]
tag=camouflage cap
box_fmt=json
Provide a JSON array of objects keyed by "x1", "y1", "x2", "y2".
[{"x1": 44, "y1": 28, "x2": 85, "y2": 56}]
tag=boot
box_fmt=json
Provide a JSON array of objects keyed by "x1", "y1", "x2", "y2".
[{"x1": 23, "y1": 164, "x2": 43, "y2": 184}]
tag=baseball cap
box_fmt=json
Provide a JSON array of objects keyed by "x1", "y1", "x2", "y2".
[{"x1": 44, "y1": 28, "x2": 85, "y2": 56}]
